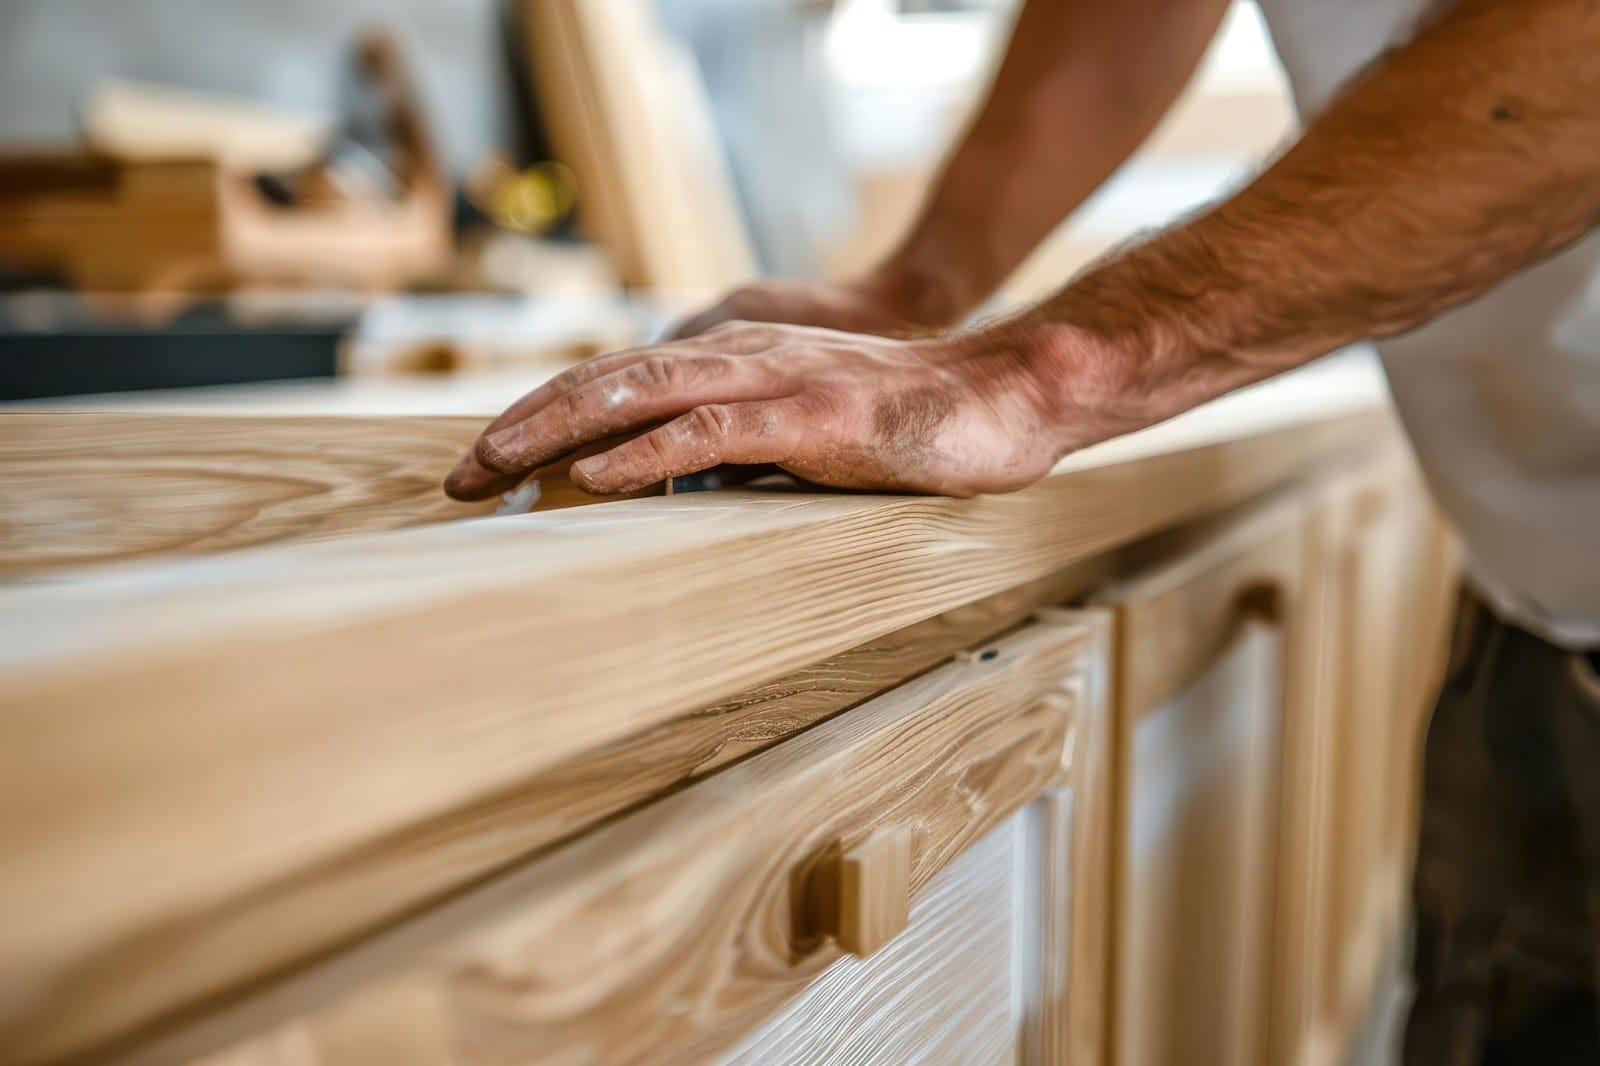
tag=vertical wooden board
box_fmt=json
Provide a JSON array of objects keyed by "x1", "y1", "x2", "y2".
[
  {"x1": 1071, "y1": 614, "x2": 1116, "y2": 1066},
  {"x1": 524, "y1": 0, "x2": 753, "y2": 293},
  {"x1": 1267, "y1": 503, "x2": 1341, "y2": 1066},
  {"x1": 1317, "y1": 473, "x2": 1409, "y2": 1033}
]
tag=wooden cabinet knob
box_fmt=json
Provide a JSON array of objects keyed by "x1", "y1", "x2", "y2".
[
  {"x1": 832, "y1": 826, "x2": 913, "y2": 958},
  {"x1": 1236, "y1": 580, "x2": 1285, "y2": 625}
]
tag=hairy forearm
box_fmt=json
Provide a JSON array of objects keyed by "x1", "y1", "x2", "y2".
[
  {"x1": 1007, "y1": 0, "x2": 1600, "y2": 446},
  {"x1": 869, "y1": 0, "x2": 1230, "y2": 327}
]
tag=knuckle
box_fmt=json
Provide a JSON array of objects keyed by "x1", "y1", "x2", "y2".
[
  {"x1": 642, "y1": 429, "x2": 679, "y2": 464},
  {"x1": 557, "y1": 388, "x2": 588, "y2": 422},
  {"x1": 633, "y1": 354, "x2": 678, "y2": 391},
  {"x1": 687, "y1": 403, "x2": 734, "y2": 443}
]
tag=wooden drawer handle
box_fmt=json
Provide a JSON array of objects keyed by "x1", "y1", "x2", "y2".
[
  {"x1": 1236, "y1": 579, "x2": 1285, "y2": 626},
  {"x1": 825, "y1": 826, "x2": 914, "y2": 958}
]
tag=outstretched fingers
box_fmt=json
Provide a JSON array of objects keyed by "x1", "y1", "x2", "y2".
[
  {"x1": 444, "y1": 327, "x2": 792, "y2": 501},
  {"x1": 570, "y1": 400, "x2": 807, "y2": 495},
  {"x1": 472, "y1": 354, "x2": 792, "y2": 479}
]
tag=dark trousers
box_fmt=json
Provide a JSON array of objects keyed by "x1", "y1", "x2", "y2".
[{"x1": 1405, "y1": 596, "x2": 1600, "y2": 1065}]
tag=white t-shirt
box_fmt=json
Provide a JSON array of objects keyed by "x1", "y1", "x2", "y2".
[{"x1": 1255, "y1": 0, "x2": 1600, "y2": 648}]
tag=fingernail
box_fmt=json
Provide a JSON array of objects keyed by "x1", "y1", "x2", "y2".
[
  {"x1": 477, "y1": 430, "x2": 519, "y2": 472},
  {"x1": 572, "y1": 453, "x2": 610, "y2": 481},
  {"x1": 443, "y1": 451, "x2": 477, "y2": 490}
]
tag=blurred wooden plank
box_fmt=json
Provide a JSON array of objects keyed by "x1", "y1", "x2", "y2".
[
  {"x1": 523, "y1": 0, "x2": 754, "y2": 294},
  {"x1": 81, "y1": 79, "x2": 332, "y2": 173}
]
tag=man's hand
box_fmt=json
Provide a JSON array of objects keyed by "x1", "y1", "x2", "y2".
[
  {"x1": 665, "y1": 276, "x2": 947, "y2": 341},
  {"x1": 443, "y1": 322, "x2": 1078, "y2": 501}
]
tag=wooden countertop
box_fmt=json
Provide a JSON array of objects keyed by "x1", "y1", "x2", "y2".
[{"x1": 0, "y1": 352, "x2": 1394, "y2": 1063}]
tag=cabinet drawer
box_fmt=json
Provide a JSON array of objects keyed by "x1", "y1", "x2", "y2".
[
  {"x1": 721, "y1": 808, "x2": 1026, "y2": 1066},
  {"x1": 182, "y1": 613, "x2": 1109, "y2": 1066}
]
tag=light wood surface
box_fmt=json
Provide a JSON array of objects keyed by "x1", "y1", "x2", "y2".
[
  {"x1": 1102, "y1": 497, "x2": 1308, "y2": 1066},
  {"x1": 0, "y1": 413, "x2": 490, "y2": 574},
  {"x1": 0, "y1": 358, "x2": 1390, "y2": 1062},
  {"x1": 126, "y1": 618, "x2": 1098, "y2": 1066},
  {"x1": 0, "y1": 411, "x2": 652, "y2": 576}
]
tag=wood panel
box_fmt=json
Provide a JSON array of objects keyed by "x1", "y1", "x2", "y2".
[
  {"x1": 0, "y1": 361, "x2": 1390, "y2": 1062},
  {"x1": 1312, "y1": 458, "x2": 1458, "y2": 1054},
  {"x1": 1268, "y1": 493, "x2": 1342, "y2": 1066},
  {"x1": 139, "y1": 617, "x2": 1100, "y2": 1066},
  {"x1": 1102, "y1": 498, "x2": 1308, "y2": 1066}
]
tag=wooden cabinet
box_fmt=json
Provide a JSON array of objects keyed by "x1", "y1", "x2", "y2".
[
  {"x1": 1101, "y1": 499, "x2": 1309, "y2": 1066},
  {"x1": 191, "y1": 613, "x2": 1113, "y2": 1066},
  {"x1": 3, "y1": 367, "x2": 1460, "y2": 1066}
]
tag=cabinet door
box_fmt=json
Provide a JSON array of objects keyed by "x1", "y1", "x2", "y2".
[
  {"x1": 187, "y1": 613, "x2": 1111, "y2": 1066},
  {"x1": 1311, "y1": 459, "x2": 1459, "y2": 1053},
  {"x1": 1101, "y1": 500, "x2": 1308, "y2": 1066}
]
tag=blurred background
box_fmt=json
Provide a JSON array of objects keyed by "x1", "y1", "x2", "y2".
[{"x1": 0, "y1": 0, "x2": 1293, "y2": 401}]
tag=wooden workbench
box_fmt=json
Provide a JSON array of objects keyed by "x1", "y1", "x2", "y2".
[{"x1": 0, "y1": 355, "x2": 1455, "y2": 1066}]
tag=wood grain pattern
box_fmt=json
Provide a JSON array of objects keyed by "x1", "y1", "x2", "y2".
[
  {"x1": 130, "y1": 618, "x2": 1097, "y2": 1066},
  {"x1": 2, "y1": 563, "x2": 1102, "y2": 1066},
  {"x1": 0, "y1": 362, "x2": 1389, "y2": 1062},
  {"x1": 0, "y1": 411, "x2": 652, "y2": 577}
]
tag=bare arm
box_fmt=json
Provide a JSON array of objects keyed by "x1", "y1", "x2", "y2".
[
  {"x1": 446, "y1": 0, "x2": 1600, "y2": 502},
  {"x1": 866, "y1": 0, "x2": 1233, "y2": 326},
  {"x1": 669, "y1": 0, "x2": 1230, "y2": 337},
  {"x1": 1006, "y1": 0, "x2": 1600, "y2": 449}
]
